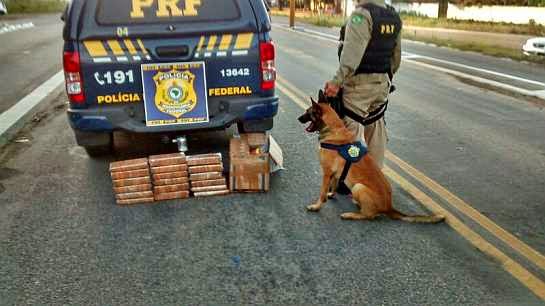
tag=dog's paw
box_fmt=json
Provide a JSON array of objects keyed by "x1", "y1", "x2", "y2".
[
  {"x1": 340, "y1": 212, "x2": 353, "y2": 220},
  {"x1": 306, "y1": 204, "x2": 321, "y2": 212},
  {"x1": 327, "y1": 192, "x2": 336, "y2": 199},
  {"x1": 340, "y1": 212, "x2": 364, "y2": 220}
]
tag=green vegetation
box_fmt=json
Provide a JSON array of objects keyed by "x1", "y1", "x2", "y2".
[
  {"x1": 271, "y1": 9, "x2": 346, "y2": 27},
  {"x1": 272, "y1": 10, "x2": 545, "y2": 35},
  {"x1": 5, "y1": 0, "x2": 66, "y2": 14},
  {"x1": 300, "y1": 14, "x2": 346, "y2": 27},
  {"x1": 401, "y1": 12, "x2": 545, "y2": 36},
  {"x1": 271, "y1": 10, "x2": 545, "y2": 64},
  {"x1": 395, "y1": 0, "x2": 545, "y2": 6},
  {"x1": 402, "y1": 32, "x2": 545, "y2": 65}
]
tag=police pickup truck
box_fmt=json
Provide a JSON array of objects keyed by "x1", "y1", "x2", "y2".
[{"x1": 62, "y1": 0, "x2": 277, "y2": 156}]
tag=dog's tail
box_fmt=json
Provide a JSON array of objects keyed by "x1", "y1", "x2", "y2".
[{"x1": 386, "y1": 209, "x2": 445, "y2": 223}]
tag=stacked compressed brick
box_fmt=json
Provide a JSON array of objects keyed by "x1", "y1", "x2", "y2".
[
  {"x1": 110, "y1": 158, "x2": 154, "y2": 205},
  {"x1": 149, "y1": 153, "x2": 190, "y2": 201},
  {"x1": 187, "y1": 153, "x2": 229, "y2": 197}
]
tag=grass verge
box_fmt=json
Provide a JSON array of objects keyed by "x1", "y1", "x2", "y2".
[
  {"x1": 272, "y1": 10, "x2": 545, "y2": 36},
  {"x1": 271, "y1": 9, "x2": 345, "y2": 28},
  {"x1": 271, "y1": 10, "x2": 545, "y2": 65},
  {"x1": 402, "y1": 32, "x2": 545, "y2": 65},
  {"x1": 401, "y1": 12, "x2": 545, "y2": 37},
  {"x1": 5, "y1": 0, "x2": 66, "y2": 14}
]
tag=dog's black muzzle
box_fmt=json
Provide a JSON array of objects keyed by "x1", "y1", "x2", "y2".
[{"x1": 298, "y1": 112, "x2": 311, "y2": 124}]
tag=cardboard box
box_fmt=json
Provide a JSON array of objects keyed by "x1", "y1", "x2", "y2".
[
  {"x1": 229, "y1": 135, "x2": 270, "y2": 192},
  {"x1": 230, "y1": 154, "x2": 270, "y2": 192},
  {"x1": 242, "y1": 133, "x2": 267, "y2": 148},
  {"x1": 230, "y1": 137, "x2": 250, "y2": 158},
  {"x1": 148, "y1": 153, "x2": 186, "y2": 167}
]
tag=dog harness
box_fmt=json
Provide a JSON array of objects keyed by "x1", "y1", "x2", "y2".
[{"x1": 320, "y1": 142, "x2": 368, "y2": 191}]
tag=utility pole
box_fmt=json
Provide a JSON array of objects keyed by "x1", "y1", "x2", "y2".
[
  {"x1": 438, "y1": 0, "x2": 448, "y2": 19},
  {"x1": 289, "y1": 0, "x2": 295, "y2": 28}
]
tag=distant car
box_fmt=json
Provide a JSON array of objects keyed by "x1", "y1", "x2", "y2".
[
  {"x1": 522, "y1": 37, "x2": 545, "y2": 56},
  {"x1": 0, "y1": 0, "x2": 8, "y2": 15}
]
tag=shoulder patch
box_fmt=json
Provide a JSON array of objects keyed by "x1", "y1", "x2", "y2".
[{"x1": 351, "y1": 14, "x2": 364, "y2": 25}]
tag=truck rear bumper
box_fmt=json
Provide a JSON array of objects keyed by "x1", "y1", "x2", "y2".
[{"x1": 67, "y1": 96, "x2": 278, "y2": 133}]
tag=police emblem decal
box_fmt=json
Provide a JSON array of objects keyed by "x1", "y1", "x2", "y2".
[
  {"x1": 351, "y1": 14, "x2": 363, "y2": 24},
  {"x1": 153, "y1": 69, "x2": 198, "y2": 119},
  {"x1": 348, "y1": 145, "x2": 360, "y2": 158}
]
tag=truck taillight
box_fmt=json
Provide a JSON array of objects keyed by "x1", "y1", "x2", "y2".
[
  {"x1": 260, "y1": 41, "x2": 276, "y2": 91},
  {"x1": 63, "y1": 51, "x2": 85, "y2": 104}
]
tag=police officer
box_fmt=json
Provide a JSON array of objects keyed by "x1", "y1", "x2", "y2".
[{"x1": 324, "y1": 0, "x2": 402, "y2": 168}]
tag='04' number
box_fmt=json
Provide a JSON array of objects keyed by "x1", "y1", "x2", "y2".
[
  {"x1": 220, "y1": 68, "x2": 250, "y2": 78},
  {"x1": 95, "y1": 70, "x2": 134, "y2": 86}
]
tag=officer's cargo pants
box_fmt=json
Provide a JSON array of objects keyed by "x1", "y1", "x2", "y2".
[{"x1": 342, "y1": 74, "x2": 390, "y2": 168}]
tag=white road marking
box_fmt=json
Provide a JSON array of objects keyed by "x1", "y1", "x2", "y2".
[
  {"x1": 405, "y1": 58, "x2": 545, "y2": 99},
  {"x1": 272, "y1": 23, "x2": 545, "y2": 99},
  {"x1": 0, "y1": 71, "x2": 64, "y2": 140},
  {"x1": 401, "y1": 52, "x2": 423, "y2": 59},
  {"x1": 409, "y1": 52, "x2": 545, "y2": 87},
  {"x1": 0, "y1": 22, "x2": 35, "y2": 35}
]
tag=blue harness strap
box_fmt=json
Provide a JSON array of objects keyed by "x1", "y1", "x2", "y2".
[
  {"x1": 320, "y1": 142, "x2": 367, "y2": 163},
  {"x1": 320, "y1": 142, "x2": 368, "y2": 194}
]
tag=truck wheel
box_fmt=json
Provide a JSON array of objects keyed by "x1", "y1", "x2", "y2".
[{"x1": 237, "y1": 118, "x2": 273, "y2": 133}]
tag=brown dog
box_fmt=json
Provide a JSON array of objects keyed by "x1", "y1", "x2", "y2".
[{"x1": 298, "y1": 91, "x2": 444, "y2": 223}]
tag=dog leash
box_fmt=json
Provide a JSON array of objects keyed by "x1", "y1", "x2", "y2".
[{"x1": 328, "y1": 89, "x2": 388, "y2": 127}]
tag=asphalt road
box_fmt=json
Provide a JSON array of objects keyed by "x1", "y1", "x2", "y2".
[
  {"x1": 0, "y1": 14, "x2": 63, "y2": 113},
  {"x1": 0, "y1": 14, "x2": 544, "y2": 305}
]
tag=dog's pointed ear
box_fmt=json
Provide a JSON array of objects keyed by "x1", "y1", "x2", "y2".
[{"x1": 318, "y1": 89, "x2": 326, "y2": 103}]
